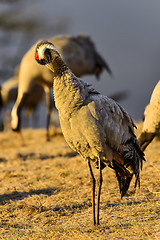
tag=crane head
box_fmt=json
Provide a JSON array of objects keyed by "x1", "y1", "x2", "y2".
[{"x1": 35, "y1": 41, "x2": 60, "y2": 66}]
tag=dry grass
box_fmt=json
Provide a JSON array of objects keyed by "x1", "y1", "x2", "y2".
[{"x1": 0, "y1": 122, "x2": 159, "y2": 239}]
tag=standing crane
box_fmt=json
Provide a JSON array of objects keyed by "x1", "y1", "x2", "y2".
[{"x1": 35, "y1": 41, "x2": 145, "y2": 225}]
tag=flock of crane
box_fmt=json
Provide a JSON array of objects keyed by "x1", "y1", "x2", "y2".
[{"x1": 0, "y1": 34, "x2": 159, "y2": 225}]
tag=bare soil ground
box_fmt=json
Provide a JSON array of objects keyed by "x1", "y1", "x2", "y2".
[{"x1": 0, "y1": 122, "x2": 159, "y2": 239}]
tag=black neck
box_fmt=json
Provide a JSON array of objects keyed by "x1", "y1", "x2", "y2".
[{"x1": 52, "y1": 56, "x2": 69, "y2": 77}]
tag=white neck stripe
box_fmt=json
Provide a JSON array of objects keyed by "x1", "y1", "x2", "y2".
[{"x1": 38, "y1": 43, "x2": 59, "y2": 59}]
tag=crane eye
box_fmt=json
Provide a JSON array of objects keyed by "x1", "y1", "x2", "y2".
[{"x1": 40, "y1": 59, "x2": 46, "y2": 65}]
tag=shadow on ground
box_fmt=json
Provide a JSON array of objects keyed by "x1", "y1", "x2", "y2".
[{"x1": 0, "y1": 187, "x2": 59, "y2": 205}]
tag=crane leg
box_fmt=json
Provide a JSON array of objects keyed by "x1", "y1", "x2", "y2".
[
  {"x1": 96, "y1": 157, "x2": 103, "y2": 225},
  {"x1": 88, "y1": 160, "x2": 96, "y2": 225}
]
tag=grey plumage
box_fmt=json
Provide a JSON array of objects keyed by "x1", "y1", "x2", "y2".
[
  {"x1": 10, "y1": 34, "x2": 112, "y2": 140},
  {"x1": 35, "y1": 41, "x2": 145, "y2": 225}
]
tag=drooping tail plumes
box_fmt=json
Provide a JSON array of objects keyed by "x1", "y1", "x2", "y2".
[
  {"x1": 94, "y1": 51, "x2": 113, "y2": 79},
  {"x1": 76, "y1": 34, "x2": 112, "y2": 78},
  {"x1": 112, "y1": 160, "x2": 133, "y2": 198},
  {"x1": 112, "y1": 130, "x2": 145, "y2": 198}
]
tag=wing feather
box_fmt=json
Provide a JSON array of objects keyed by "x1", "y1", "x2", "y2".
[{"x1": 87, "y1": 93, "x2": 135, "y2": 151}]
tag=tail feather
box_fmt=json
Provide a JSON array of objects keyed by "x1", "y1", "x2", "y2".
[
  {"x1": 123, "y1": 142, "x2": 144, "y2": 188},
  {"x1": 127, "y1": 126, "x2": 145, "y2": 170},
  {"x1": 112, "y1": 133, "x2": 145, "y2": 198},
  {"x1": 94, "y1": 51, "x2": 113, "y2": 79},
  {"x1": 138, "y1": 131, "x2": 155, "y2": 151},
  {"x1": 76, "y1": 34, "x2": 112, "y2": 78},
  {"x1": 112, "y1": 160, "x2": 133, "y2": 198}
]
